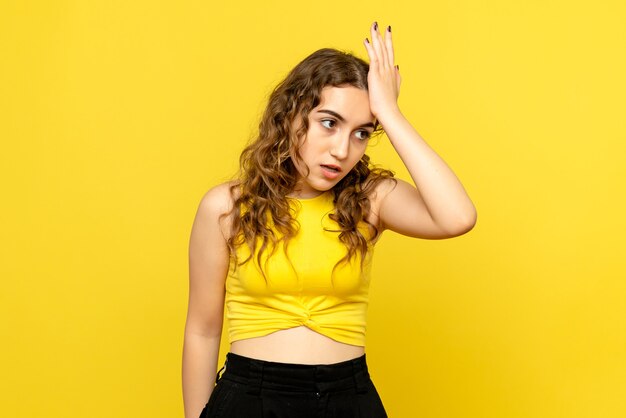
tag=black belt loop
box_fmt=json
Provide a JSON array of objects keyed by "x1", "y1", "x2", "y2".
[
  {"x1": 352, "y1": 356, "x2": 370, "y2": 393},
  {"x1": 246, "y1": 358, "x2": 265, "y2": 396}
]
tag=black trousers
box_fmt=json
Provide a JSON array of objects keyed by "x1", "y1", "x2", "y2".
[{"x1": 199, "y1": 352, "x2": 388, "y2": 418}]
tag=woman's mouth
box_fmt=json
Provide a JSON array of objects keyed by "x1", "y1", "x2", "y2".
[{"x1": 320, "y1": 164, "x2": 342, "y2": 179}]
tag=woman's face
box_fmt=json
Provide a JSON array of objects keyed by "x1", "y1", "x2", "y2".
[{"x1": 290, "y1": 85, "x2": 375, "y2": 198}]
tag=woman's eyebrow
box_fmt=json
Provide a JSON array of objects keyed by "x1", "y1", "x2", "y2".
[{"x1": 317, "y1": 109, "x2": 375, "y2": 129}]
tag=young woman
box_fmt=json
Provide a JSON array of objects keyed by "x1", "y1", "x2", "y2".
[{"x1": 182, "y1": 22, "x2": 477, "y2": 418}]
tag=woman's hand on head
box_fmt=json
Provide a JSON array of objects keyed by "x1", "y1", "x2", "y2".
[{"x1": 363, "y1": 21, "x2": 402, "y2": 121}]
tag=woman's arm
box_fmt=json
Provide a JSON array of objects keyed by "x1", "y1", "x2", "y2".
[
  {"x1": 364, "y1": 22, "x2": 477, "y2": 239},
  {"x1": 182, "y1": 183, "x2": 233, "y2": 418}
]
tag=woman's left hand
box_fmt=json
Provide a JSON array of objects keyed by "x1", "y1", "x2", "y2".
[{"x1": 363, "y1": 22, "x2": 402, "y2": 121}]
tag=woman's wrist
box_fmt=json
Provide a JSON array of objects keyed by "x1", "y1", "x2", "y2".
[{"x1": 375, "y1": 106, "x2": 405, "y2": 130}]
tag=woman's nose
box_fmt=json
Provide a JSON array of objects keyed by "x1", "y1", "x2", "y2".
[{"x1": 329, "y1": 133, "x2": 350, "y2": 160}]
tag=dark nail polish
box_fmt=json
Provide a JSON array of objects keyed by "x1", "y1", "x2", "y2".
[
  {"x1": 396, "y1": 65, "x2": 400, "y2": 71},
  {"x1": 374, "y1": 22, "x2": 378, "y2": 31},
  {"x1": 388, "y1": 25, "x2": 391, "y2": 32},
  {"x1": 365, "y1": 38, "x2": 369, "y2": 44}
]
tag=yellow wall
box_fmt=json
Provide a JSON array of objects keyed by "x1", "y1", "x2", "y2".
[{"x1": 2, "y1": 1, "x2": 625, "y2": 417}]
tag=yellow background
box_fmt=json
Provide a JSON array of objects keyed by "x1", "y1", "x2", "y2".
[{"x1": 1, "y1": 1, "x2": 625, "y2": 417}]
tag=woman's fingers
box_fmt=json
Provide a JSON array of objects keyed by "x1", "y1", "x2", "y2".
[
  {"x1": 396, "y1": 68, "x2": 402, "y2": 95},
  {"x1": 363, "y1": 22, "x2": 401, "y2": 117},
  {"x1": 368, "y1": 21, "x2": 397, "y2": 71},
  {"x1": 363, "y1": 37, "x2": 376, "y2": 66},
  {"x1": 370, "y1": 22, "x2": 386, "y2": 68},
  {"x1": 364, "y1": 21, "x2": 400, "y2": 93},
  {"x1": 385, "y1": 25, "x2": 395, "y2": 68}
]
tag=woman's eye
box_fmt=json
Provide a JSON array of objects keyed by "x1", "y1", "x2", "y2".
[
  {"x1": 321, "y1": 119, "x2": 336, "y2": 129},
  {"x1": 355, "y1": 130, "x2": 372, "y2": 141}
]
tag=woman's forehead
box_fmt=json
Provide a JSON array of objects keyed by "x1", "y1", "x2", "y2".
[{"x1": 314, "y1": 86, "x2": 374, "y2": 123}]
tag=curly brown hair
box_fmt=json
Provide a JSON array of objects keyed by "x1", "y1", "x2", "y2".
[{"x1": 224, "y1": 48, "x2": 396, "y2": 278}]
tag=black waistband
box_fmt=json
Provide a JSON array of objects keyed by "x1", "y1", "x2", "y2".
[{"x1": 219, "y1": 352, "x2": 371, "y2": 394}]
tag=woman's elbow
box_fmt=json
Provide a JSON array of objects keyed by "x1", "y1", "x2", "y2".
[
  {"x1": 443, "y1": 208, "x2": 477, "y2": 237},
  {"x1": 456, "y1": 208, "x2": 477, "y2": 235}
]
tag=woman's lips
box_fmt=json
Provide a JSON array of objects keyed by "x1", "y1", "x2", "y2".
[{"x1": 320, "y1": 164, "x2": 341, "y2": 179}]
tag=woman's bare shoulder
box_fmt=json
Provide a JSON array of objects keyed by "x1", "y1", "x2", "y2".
[
  {"x1": 196, "y1": 180, "x2": 240, "y2": 222},
  {"x1": 362, "y1": 175, "x2": 397, "y2": 233},
  {"x1": 365, "y1": 175, "x2": 397, "y2": 209}
]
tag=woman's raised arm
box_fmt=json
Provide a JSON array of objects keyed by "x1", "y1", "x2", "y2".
[{"x1": 364, "y1": 22, "x2": 477, "y2": 239}]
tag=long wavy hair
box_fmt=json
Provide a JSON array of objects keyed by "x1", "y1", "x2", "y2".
[{"x1": 224, "y1": 48, "x2": 396, "y2": 278}]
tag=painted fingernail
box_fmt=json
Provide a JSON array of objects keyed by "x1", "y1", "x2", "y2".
[
  {"x1": 388, "y1": 25, "x2": 392, "y2": 32},
  {"x1": 396, "y1": 64, "x2": 400, "y2": 71},
  {"x1": 374, "y1": 22, "x2": 378, "y2": 31},
  {"x1": 365, "y1": 38, "x2": 369, "y2": 44}
]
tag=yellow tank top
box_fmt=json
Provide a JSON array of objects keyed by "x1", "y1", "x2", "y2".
[{"x1": 225, "y1": 190, "x2": 374, "y2": 347}]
